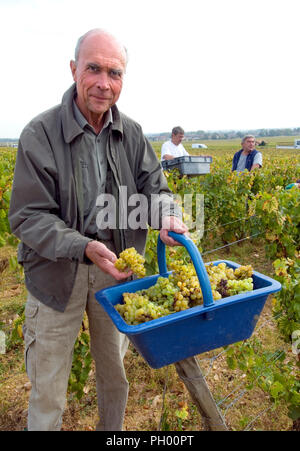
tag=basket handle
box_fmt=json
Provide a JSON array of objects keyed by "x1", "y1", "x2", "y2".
[{"x1": 157, "y1": 231, "x2": 214, "y2": 307}]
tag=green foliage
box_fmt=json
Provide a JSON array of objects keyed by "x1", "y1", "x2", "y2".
[
  {"x1": 162, "y1": 157, "x2": 300, "y2": 250},
  {"x1": 9, "y1": 254, "x2": 24, "y2": 282},
  {"x1": 1, "y1": 141, "x2": 299, "y2": 425},
  {"x1": 159, "y1": 408, "x2": 171, "y2": 431},
  {"x1": 145, "y1": 228, "x2": 159, "y2": 275},
  {"x1": 273, "y1": 257, "x2": 300, "y2": 343},
  {"x1": 225, "y1": 339, "x2": 300, "y2": 421},
  {"x1": 5, "y1": 304, "x2": 25, "y2": 351},
  {"x1": 248, "y1": 188, "x2": 300, "y2": 259},
  {"x1": 0, "y1": 148, "x2": 16, "y2": 247},
  {"x1": 68, "y1": 327, "x2": 93, "y2": 400}
]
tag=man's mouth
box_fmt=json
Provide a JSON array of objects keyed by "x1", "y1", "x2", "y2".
[{"x1": 91, "y1": 95, "x2": 109, "y2": 101}]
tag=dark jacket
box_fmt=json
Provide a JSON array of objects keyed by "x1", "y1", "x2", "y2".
[
  {"x1": 232, "y1": 149, "x2": 259, "y2": 171},
  {"x1": 9, "y1": 84, "x2": 178, "y2": 312}
]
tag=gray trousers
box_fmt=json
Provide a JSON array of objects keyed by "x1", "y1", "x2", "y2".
[{"x1": 23, "y1": 258, "x2": 129, "y2": 431}]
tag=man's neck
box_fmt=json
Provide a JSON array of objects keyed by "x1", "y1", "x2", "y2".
[
  {"x1": 171, "y1": 139, "x2": 180, "y2": 146},
  {"x1": 242, "y1": 149, "x2": 252, "y2": 155},
  {"x1": 75, "y1": 97, "x2": 105, "y2": 135}
]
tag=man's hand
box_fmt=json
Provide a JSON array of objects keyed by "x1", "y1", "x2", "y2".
[
  {"x1": 159, "y1": 216, "x2": 189, "y2": 247},
  {"x1": 85, "y1": 241, "x2": 132, "y2": 281},
  {"x1": 163, "y1": 154, "x2": 175, "y2": 160}
]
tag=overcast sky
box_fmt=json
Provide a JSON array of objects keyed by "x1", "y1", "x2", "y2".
[{"x1": 1, "y1": 0, "x2": 300, "y2": 138}]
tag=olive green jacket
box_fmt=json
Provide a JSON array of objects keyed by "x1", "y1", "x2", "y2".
[{"x1": 9, "y1": 84, "x2": 178, "y2": 312}]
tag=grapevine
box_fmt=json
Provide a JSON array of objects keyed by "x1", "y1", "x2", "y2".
[{"x1": 1, "y1": 143, "x2": 299, "y2": 428}]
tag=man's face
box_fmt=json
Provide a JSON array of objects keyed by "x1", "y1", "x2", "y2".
[
  {"x1": 70, "y1": 32, "x2": 126, "y2": 124},
  {"x1": 242, "y1": 138, "x2": 256, "y2": 153},
  {"x1": 172, "y1": 133, "x2": 184, "y2": 145}
]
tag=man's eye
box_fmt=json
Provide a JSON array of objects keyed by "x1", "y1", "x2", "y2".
[
  {"x1": 88, "y1": 64, "x2": 99, "y2": 72},
  {"x1": 110, "y1": 69, "x2": 123, "y2": 79}
]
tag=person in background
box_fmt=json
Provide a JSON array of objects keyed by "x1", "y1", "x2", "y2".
[
  {"x1": 8, "y1": 28, "x2": 188, "y2": 431},
  {"x1": 161, "y1": 126, "x2": 189, "y2": 161},
  {"x1": 285, "y1": 179, "x2": 300, "y2": 190},
  {"x1": 232, "y1": 135, "x2": 262, "y2": 172}
]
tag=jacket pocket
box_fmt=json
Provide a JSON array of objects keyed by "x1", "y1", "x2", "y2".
[
  {"x1": 25, "y1": 302, "x2": 39, "y2": 319},
  {"x1": 23, "y1": 303, "x2": 38, "y2": 382},
  {"x1": 24, "y1": 329, "x2": 36, "y2": 383}
]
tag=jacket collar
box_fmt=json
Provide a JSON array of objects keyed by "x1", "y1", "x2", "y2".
[{"x1": 61, "y1": 83, "x2": 123, "y2": 143}]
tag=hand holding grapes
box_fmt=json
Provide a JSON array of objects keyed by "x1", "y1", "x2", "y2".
[{"x1": 85, "y1": 241, "x2": 133, "y2": 280}]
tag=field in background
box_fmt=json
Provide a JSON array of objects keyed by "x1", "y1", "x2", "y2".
[
  {"x1": 0, "y1": 139, "x2": 299, "y2": 431},
  {"x1": 151, "y1": 135, "x2": 300, "y2": 158}
]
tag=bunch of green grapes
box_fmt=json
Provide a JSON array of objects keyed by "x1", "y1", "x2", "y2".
[
  {"x1": 114, "y1": 247, "x2": 146, "y2": 278},
  {"x1": 206, "y1": 262, "x2": 236, "y2": 286},
  {"x1": 140, "y1": 276, "x2": 177, "y2": 309},
  {"x1": 140, "y1": 276, "x2": 190, "y2": 313},
  {"x1": 227, "y1": 278, "x2": 254, "y2": 295},
  {"x1": 234, "y1": 265, "x2": 253, "y2": 279},
  {"x1": 115, "y1": 261, "x2": 255, "y2": 325},
  {"x1": 116, "y1": 291, "x2": 170, "y2": 325},
  {"x1": 169, "y1": 261, "x2": 204, "y2": 307},
  {"x1": 207, "y1": 263, "x2": 254, "y2": 298}
]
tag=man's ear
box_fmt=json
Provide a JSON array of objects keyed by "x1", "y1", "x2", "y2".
[{"x1": 70, "y1": 60, "x2": 77, "y2": 81}]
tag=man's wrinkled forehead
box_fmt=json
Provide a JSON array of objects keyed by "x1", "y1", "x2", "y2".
[{"x1": 76, "y1": 30, "x2": 127, "y2": 67}]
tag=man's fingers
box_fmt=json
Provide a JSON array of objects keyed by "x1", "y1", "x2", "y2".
[
  {"x1": 98, "y1": 259, "x2": 133, "y2": 280},
  {"x1": 85, "y1": 241, "x2": 132, "y2": 280},
  {"x1": 85, "y1": 241, "x2": 117, "y2": 263},
  {"x1": 92, "y1": 254, "x2": 132, "y2": 280},
  {"x1": 160, "y1": 215, "x2": 189, "y2": 247},
  {"x1": 160, "y1": 229, "x2": 183, "y2": 247},
  {"x1": 161, "y1": 216, "x2": 189, "y2": 234},
  {"x1": 95, "y1": 242, "x2": 117, "y2": 262}
]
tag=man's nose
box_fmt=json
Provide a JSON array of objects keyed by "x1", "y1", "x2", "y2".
[{"x1": 96, "y1": 71, "x2": 110, "y2": 90}]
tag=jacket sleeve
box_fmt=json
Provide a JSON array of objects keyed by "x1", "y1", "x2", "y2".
[{"x1": 8, "y1": 127, "x2": 91, "y2": 263}]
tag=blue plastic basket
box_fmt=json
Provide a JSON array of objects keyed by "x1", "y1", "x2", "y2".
[{"x1": 95, "y1": 232, "x2": 281, "y2": 369}]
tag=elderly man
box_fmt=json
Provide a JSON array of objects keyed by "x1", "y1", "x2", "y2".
[
  {"x1": 9, "y1": 29, "x2": 187, "y2": 431},
  {"x1": 232, "y1": 135, "x2": 262, "y2": 172},
  {"x1": 161, "y1": 126, "x2": 189, "y2": 161}
]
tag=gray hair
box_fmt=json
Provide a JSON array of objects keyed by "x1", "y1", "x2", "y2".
[
  {"x1": 172, "y1": 126, "x2": 185, "y2": 135},
  {"x1": 241, "y1": 134, "x2": 255, "y2": 144},
  {"x1": 74, "y1": 28, "x2": 128, "y2": 65}
]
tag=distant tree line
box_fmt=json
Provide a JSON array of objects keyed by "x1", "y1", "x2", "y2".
[
  {"x1": 1, "y1": 127, "x2": 300, "y2": 143},
  {"x1": 147, "y1": 127, "x2": 300, "y2": 141}
]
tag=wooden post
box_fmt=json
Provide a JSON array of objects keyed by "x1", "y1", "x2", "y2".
[{"x1": 174, "y1": 356, "x2": 228, "y2": 431}]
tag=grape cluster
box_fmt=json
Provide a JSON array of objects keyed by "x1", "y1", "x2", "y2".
[
  {"x1": 233, "y1": 265, "x2": 253, "y2": 279},
  {"x1": 114, "y1": 247, "x2": 146, "y2": 278},
  {"x1": 169, "y1": 261, "x2": 204, "y2": 308},
  {"x1": 116, "y1": 292, "x2": 169, "y2": 324},
  {"x1": 116, "y1": 261, "x2": 254, "y2": 325}
]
